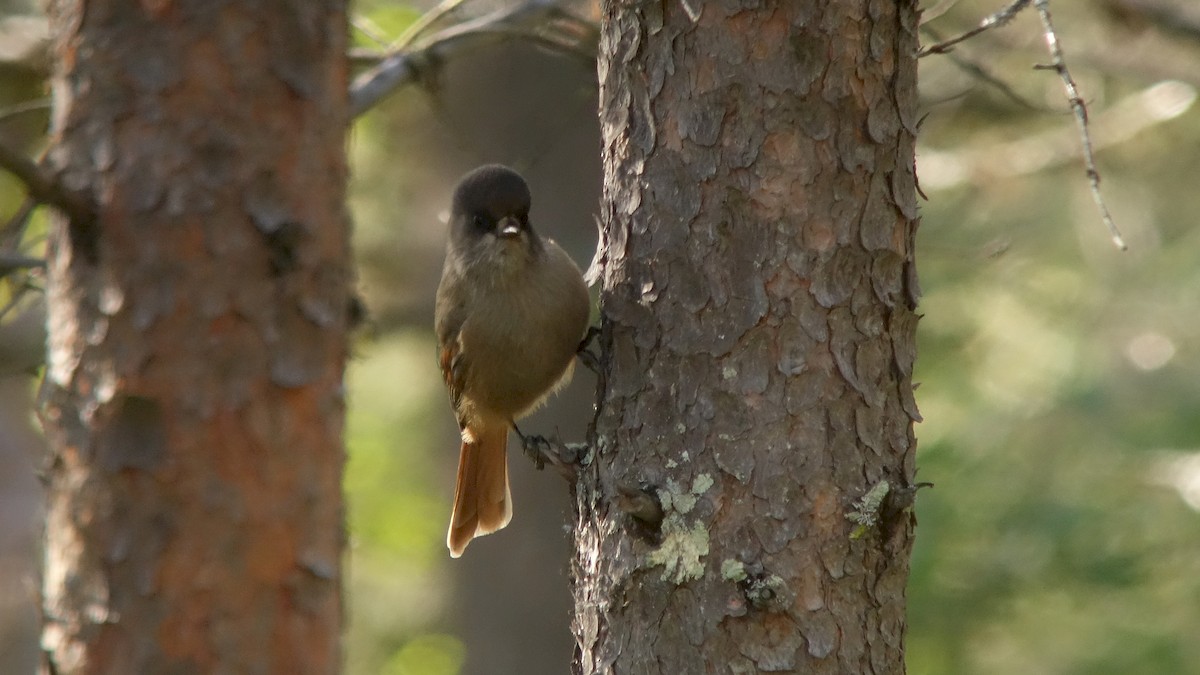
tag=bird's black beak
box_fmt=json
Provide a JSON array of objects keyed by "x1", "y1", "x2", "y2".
[{"x1": 497, "y1": 216, "x2": 522, "y2": 238}]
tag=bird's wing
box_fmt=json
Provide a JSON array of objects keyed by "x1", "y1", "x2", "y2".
[{"x1": 435, "y1": 280, "x2": 470, "y2": 423}]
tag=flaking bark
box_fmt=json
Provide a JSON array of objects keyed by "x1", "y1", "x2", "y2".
[
  {"x1": 574, "y1": 1, "x2": 921, "y2": 672},
  {"x1": 39, "y1": 2, "x2": 350, "y2": 673}
]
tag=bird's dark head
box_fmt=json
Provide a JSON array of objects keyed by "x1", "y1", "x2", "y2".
[{"x1": 449, "y1": 165, "x2": 540, "y2": 256}]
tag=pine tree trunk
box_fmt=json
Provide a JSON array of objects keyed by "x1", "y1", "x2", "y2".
[
  {"x1": 574, "y1": 1, "x2": 922, "y2": 672},
  {"x1": 38, "y1": 2, "x2": 349, "y2": 672}
]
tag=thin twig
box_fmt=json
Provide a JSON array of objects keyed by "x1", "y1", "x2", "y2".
[
  {"x1": 350, "y1": 0, "x2": 550, "y2": 118},
  {"x1": 0, "y1": 141, "x2": 92, "y2": 224},
  {"x1": 393, "y1": 0, "x2": 470, "y2": 50},
  {"x1": 0, "y1": 252, "x2": 45, "y2": 273},
  {"x1": 922, "y1": 26, "x2": 1044, "y2": 110},
  {"x1": 349, "y1": 0, "x2": 595, "y2": 119},
  {"x1": 0, "y1": 289, "x2": 28, "y2": 323},
  {"x1": 951, "y1": 56, "x2": 1043, "y2": 110},
  {"x1": 917, "y1": 81, "x2": 1194, "y2": 191},
  {"x1": 1034, "y1": 0, "x2": 1127, "y2": 250},
  {"x1": 919, "y1": 0, "x2": 1032, "y2": 57},
  {"x1": 350, "y1": 15, "x2": 392, "y2": 48},
  {"x1": 457, "y1": 25, "x2": 596, "y2": 65},
  {"x1": 0, "y1": 98, "x2": 50, "y2": 124},
  {"x1": 0, "y1": 274, "x2": 41, "y2": 322},
  {"x1": 0, "y1": 195, "x2": 37, "y2": 248}
]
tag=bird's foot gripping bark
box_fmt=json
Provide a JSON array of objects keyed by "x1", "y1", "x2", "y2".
[
  {"x1": 576, "y1": 325, "x2": 601, "y2": 374},
  {"x1": 513, "y1": 424, "x2": 586, "y2": 482}
]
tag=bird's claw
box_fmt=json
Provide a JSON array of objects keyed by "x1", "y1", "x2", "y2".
[
  {"x1": 577, "y1": 326, "x2": 601, "y2": 374},
  {"x1": 521, "y1": 433, "x2": 550, "y2": 471}
]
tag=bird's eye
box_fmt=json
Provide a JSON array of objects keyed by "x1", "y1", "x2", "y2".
[{"x1": 472, "y1": 215, "x2": 486, "y2": 229}]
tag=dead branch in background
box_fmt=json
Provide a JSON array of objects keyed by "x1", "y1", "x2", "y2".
[
  {"x1": 920, "y1": 0, "x2": 1130, "y2": 250},
  {"x1": 1033, "y1": 0, "x2": 1127, "y2": 249},
  {"x1": 919, "y1": 0, "x2": 1033, "y2": 57},
  {"x1": 0, "y1": 141, "x2": 91, "y2": 226},
  {"x1": 0, "y1": 0, "x2": 598, "y2": 286},
  {"x1": 349, "y1": 0, "x2": 597, "y2": 118},
  {"x1": 0, "y1": 138, "x2": 86, "y2": 317},
  {"x1": 918, "y1": 80, "x2": 1196, "y2": 189},
  {"x1": 921, "y1": 25, "x2": 1045, "y2": 110}
]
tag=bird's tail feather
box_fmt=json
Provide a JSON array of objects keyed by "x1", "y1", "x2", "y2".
[{"x1": 447, "y1": 423, "x2": 512, "y2": 558}]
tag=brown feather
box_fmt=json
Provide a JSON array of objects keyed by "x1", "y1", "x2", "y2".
[{"x1": 446, "y1": 420, "x2": 512, "y2": 558}]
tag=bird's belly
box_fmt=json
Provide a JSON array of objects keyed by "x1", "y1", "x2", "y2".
[{"x1": 461, "y1": 297, "x2": 579, "y2": 418}]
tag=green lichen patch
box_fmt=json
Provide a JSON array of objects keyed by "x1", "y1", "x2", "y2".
[
  {"x1": 647, "y1": 473, "x2": 716, "y2": 583},
  {"x1": 721, "y1": 558, "x2": 747, "y2": 582}
]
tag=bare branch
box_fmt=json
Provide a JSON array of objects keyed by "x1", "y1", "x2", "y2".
[
  {"x1": 918, "y1": 80, "x2": 1195, "y2": 190},
  {"x1": 1034, "y1": 0, "x2": 1127, "y2": 250},
  {"x1": 0, "y1": 141, "x2": 93, "y2": 225},
  {"x1": 922, "y1": 26, "x2": 1045, "y2": 110},
  {"x1": 350, "y1": 15, "x2": 393, "y2": 48},
  {"x1": 0, "y1": 98, "x2": 50, "y2": 124},
  {"x1": 919, "y1": 0, "x2": 1032, "y2": 57},
  {"x1": 350, "y1": 53, "x2": 416, "y2": 119},
  {"x1": 349, "y1": 0, "x2": 596, "y2": 119},
  {"x1": 393, "y1": 0, "x2": 470, "y2": 50},
  {"x1": 0, "y1": 252, "x2": 45, "y2": 274},
  {"x1": 0, "y1": 196, "x2": 37, "y2": 248},
  {"x1": 0, "y1": 260, "x2": 42, "y2": 324},
  {"x1": 0, "y1": 286, "x2": 33, "y2": 323}
]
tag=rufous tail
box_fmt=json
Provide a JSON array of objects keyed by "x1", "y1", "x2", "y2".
[{"x1": 447, "y1": 422, "x2": 512, "y2": 557}]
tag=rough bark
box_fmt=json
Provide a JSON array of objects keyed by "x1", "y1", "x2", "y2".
[
  {"x1": 38, "y1": 2, "x2": 349, "y2": 673},
  {"x1": 574, "y1": 1, "x2": 921, "y2": 673}
]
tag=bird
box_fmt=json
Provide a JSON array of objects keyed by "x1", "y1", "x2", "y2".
[{"x1": 434, "y1": 164, "x2": 591, "y2": 557}]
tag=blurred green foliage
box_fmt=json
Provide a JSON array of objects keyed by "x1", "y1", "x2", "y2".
[
  {"x1": 343, "y1": 334, "x2": 463, "y2": 675},
  {"x1": 909, "y1": 4, "x2": 1200, "y2": 671}
]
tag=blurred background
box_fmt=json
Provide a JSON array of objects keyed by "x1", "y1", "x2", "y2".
[{"x1": 2, "y1": 0, "x2": 1199, "y2": 673}]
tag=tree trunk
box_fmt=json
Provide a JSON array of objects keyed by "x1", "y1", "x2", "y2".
[
  {"x1": 38, "y1": 2, "x2": 349, "y2": 673},
  {"x1": 574, "y1": 1, "x2": 921, "y2": 672}
]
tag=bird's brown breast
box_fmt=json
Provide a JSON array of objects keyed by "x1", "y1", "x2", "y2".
[{"x1": 455, "y1": 240, "x2": 588, "y2": 419}]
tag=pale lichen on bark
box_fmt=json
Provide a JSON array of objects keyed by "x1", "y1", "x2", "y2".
[
  {"x1": 575, "y1": 1, "x2": 921, "y2": 672},
  {"x1": 646, "y1": 473, "x2": 715, "y2": 583}
]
